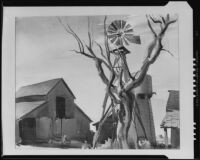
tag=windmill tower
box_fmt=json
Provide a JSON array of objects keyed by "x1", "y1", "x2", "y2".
[
  {"x1": 107, "y1": 20, "x2": 141, "y2": 82},
  {"x1": 107, "y1": 20, "x2": 156, "y2": 145}
]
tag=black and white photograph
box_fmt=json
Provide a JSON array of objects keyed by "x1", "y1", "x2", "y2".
[{"x1": 2, "y1": 2, "x2": 194, "y2": 158}]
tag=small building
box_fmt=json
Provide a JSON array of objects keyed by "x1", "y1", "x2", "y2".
[
  {"x1": 160, "y1": 90, "x2": 180, "y2": 148},
  {"x1": 16, "y1": 78, "x2": 92, "y2": 145},
  {"x1": 93, "y1": 115, "x2": 118, "y2": 144}
]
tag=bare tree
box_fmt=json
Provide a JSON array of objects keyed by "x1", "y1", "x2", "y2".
[{"x1": 58, "y1": 14, "x2": 176, "y2": 149}]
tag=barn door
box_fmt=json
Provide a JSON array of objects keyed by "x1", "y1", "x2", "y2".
[
  {"x1": 56, "y1": 97, "x2": 66, "y2": 119},
  {"x1": 19, "y1": 118, "x2": 36, "y2": 144}
]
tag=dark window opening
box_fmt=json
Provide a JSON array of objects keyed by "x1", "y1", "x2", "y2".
[
  {"x1": 56, "y1": 97, "x2": 66, "y2": 119},
  {"x1": 137, "y1": 94, "x2": 146, "y2": 99}
]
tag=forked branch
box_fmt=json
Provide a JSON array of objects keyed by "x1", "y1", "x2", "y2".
[{"x1": 124, "y1": 14, "x2": 177, "y2": 92}]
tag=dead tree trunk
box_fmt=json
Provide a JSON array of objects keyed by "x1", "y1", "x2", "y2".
[{"x1": 58, "y1": 14, "x2": 176, "y2": 149}]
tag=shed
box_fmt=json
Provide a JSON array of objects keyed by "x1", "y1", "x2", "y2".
[{"x1": 160, "y1": 90, "x2": 180, "y2": 148}]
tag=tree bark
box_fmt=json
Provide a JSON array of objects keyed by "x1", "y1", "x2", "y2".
[{"x1": 116, "y1": 91, "x2": 133, "y2": 149}]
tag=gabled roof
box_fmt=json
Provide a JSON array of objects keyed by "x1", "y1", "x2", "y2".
[
  {"x1": 16, "y1": 78, "x2": 75, "y2": 99},
  {"x1": 160, "y1": 110, "x2": 179, "y2": 128},
  {"x1": 16, "y1": 101, "x2": 46, "y2": 120},
  {"x1": 74, "y1": 103, "x2": 92, "y2": 122},
  {"x1": 166, "y1": 90, "x2": 179, "y2": 111}
]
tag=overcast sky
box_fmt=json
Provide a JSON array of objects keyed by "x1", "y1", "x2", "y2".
[{"x1": 16, "y1": 15, "x2": 179, "y2": 136}]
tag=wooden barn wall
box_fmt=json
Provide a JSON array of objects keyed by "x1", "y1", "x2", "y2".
[
  {"x1": 53, "y1": 107, "x2": 91, "y2": 141},
  {"x1": 171, "y1": 127, "x2": 180, "y2": 148},
  {"x1": 47, "y1": 81, "x2": 75, "y2": 119},
  {"x1": 15, "y1": 120, "x2": 20, "y2": 144},
  {"x1": 47, "y1": 81, "x2": 75, "y2": 138},
  {"x1": 73, "y1": 107, "x2": 90, "y2": 139},
  {"x1": 36, "y1": 117, "x2": 52, "y2": 142}
]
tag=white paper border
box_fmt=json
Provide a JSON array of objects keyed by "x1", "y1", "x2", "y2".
[{"x1": 2, "y1": 2, "x2": 194, "y2": 159}]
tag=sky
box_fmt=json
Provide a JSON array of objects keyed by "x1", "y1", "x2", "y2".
[{"x1": 16, "y1": 15, "x2": 179, "y2": 136}]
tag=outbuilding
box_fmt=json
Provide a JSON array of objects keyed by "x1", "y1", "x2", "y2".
[{"x1": 160, "y1": 90, "x2": 180, "y2": 148}]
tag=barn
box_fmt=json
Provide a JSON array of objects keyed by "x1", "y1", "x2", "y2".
[
  {"x1": 15, "y1": 78, "x2": 92, "y2": 145},
  {"x1": 160, "y1": 90, "x2": 180, "y2": 148}
]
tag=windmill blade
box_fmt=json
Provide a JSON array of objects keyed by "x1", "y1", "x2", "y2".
[
  {"x1": 122, "y1": 37, "x2": 129, "y2": 46},
  {"x1": 124, "y1": 34, "x2": 141, "y2": 44},
  {"x1": 107, "y1": 34, "x2": 118, "y2": 39},
  {"x1": 107, "y1": 29, "x2": 118, "y2": 34},
  {"x1": 113, "y1": 20, "x2": 121, "y2": 30},
  {"x1": 107, "y1": 25, "x2": 118, "y2": 33},
  {"x1": 115, "y1": 37, "x2": 123, "y2": 46},
  {"x1": 119, "y1": 20, "x2": 126, "y2": 29},
  {"x1": 107, "y1": 33, "x2": 119, "y2": 36},
  {"x1": 124, "y1": 24, "x2": 132, "y2": 31},
  {"x1": 121, "y1": 20, "x2": 126, "y2": 29},
  {"x1": 109, "y1": 22, "x2": 118, "y2": 32},
  {"x1": 120, "y1": 20, "x2": 123, "y2": 29},
  {"x1": 110, "y1": 36, "x2": 118, "y2": 43},
  {"x1": 124, "y1": 28, "x2": 134, "y2": 33}
]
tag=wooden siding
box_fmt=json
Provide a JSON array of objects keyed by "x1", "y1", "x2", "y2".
[
  {"x1": 47, "y1": 80, "x2": 75, "y2": 119},
  {"x1": 53, "y1": 106, "x2": 91, "y2": 141}
]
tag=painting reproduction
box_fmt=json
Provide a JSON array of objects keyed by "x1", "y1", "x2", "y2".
[{"x1": 2, "y1": 2, "x2": 194, "y2": 158}]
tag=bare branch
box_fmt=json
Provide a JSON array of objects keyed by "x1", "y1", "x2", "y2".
[
  {"x1": 66, "y1": 23, "x2": 85, "y2": 53},
  {"x1": 149, "y1": 15, "x2": 164, "y2": 30},
  {"x1": 70, "y1": 50, "x2": 94, "y2": 59},
  {"x1": 104, "y1": 16, "x2": 113, "y2": 68},
  {"x1": 124, "y1": 59, "x2": 151, "y2": 92},
  {"x1": 149, "y1": 15, "x2": 162, "y2": 24},
  {"x1": 160, "y1": 19, "x2": 177, "y2": 36},
  {"x1": 125, "y1": 14, "x2": 177, "y2": 92},
  {"x1": 86, "y1": 45, "x2": 96, "y2": 58},
  {"x1": 100, "y1": 99, "x2": 114, "y2": 122},
  {"x1": 95, "y1": 59, "x2": 110, "y2": 85},
  {"x1": 101, "y1": 91, "x2": 109, "y2": 118},
  {"x1": 57, "y1": 17, "x2": 83, "y2": 52},
  {"x1": 119, "y1": 69, "x2": 124, "y2": 89},
  {"x1": 146, "y1": 15, "x2": 157, "y2": 37},
  {"x1": 107, "y1": 72, "x2": 121, "y2": 104},
  {"x1": 94, "y1": 41, "x2": 107, "y2": 60},
  {"x1": 161, "y1": 48, "x2": 174, "y2": 57},
  {"x1": 160, "y1": 16, "x2": 166, "y2": 24}
]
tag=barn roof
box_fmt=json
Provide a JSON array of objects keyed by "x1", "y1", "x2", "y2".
[
  {"x1": 16, "y1": 101, "x2": 46, "y2": 120},
  {"x1": 16, "y1": 78, "x2": 75, "y2": 99},
  {"x1": 74, "y1": 103, "x2": 92, "y2": 122},
  {"x1": 160, "y1": 110, "x2": 180, "y2": 128},
  {"x1": 160, "y1": 90, "x2": 180, "y2": 128}
]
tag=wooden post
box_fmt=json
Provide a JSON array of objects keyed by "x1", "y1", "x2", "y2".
[
  {"x1": 164, "y1": 128, "x2": 168, "y2": 148},
  {"x1": 61, "y1": 118, "x2": 62, "y2": 138}
]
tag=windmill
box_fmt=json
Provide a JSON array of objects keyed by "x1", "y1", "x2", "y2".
[
  {"x1": 107, "y1": 19, "x2": 141, "y2": 81},
  {"x1": 107, "y1": 20, "x2": 141, "y2": 47}
]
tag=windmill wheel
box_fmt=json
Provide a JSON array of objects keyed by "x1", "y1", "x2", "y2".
[{"x1": 107, "y1": 20, "x2": 141, "y2": 46}]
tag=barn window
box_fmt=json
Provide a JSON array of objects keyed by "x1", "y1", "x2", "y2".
[{"x1": 56, "y1": 97, "x2": 66, "y2": 119}]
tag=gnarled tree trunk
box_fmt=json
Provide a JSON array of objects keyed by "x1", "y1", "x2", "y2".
[{"x1": 58, "y1": 14, "x2": 177, "y2": 149}]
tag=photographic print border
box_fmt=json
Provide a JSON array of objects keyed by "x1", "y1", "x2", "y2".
[{"x1": 1, "y1": 1, "x2": 199, "y2": 159}]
